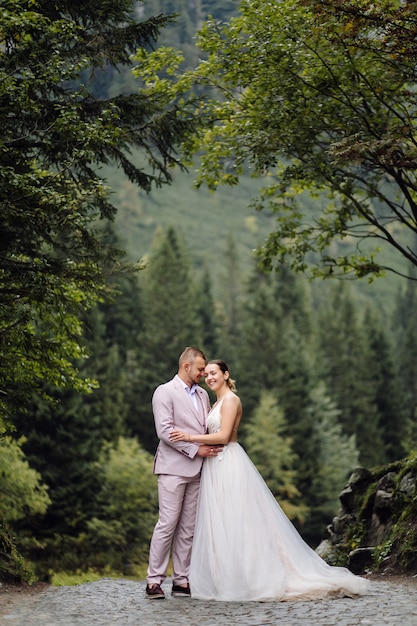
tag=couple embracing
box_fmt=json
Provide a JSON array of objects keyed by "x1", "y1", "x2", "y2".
[{"x1": 145, "y1": 347, "x2": 369, "y2": 602}]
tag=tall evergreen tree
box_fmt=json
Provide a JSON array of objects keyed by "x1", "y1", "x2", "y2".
[
  {"x1": 13, "y1": 386, "x2": 103, "y2": 574},
  {"x1": 392, "y1": 278, "x2": 417, "y2": 450},
  {"x1": 236, "y1": 268, "x2": 286, "y2": 417},
  {"x1": 276, "y1": 324, "x2": 318, "y2": 498},
  {"x1": 235, "y1": 265, "x2": 318, "y2": 531},
  {"x1": 0, "y1": 0, "x2": 200, "y2": 426},
  {"x1": 316, "y1": 283, "x2": 384, "y2": 467},
  {"x1": 1, "y1": 4, "x2": 200, "y2": 578},
  {"x1": 95, "y1": 258, "x2": 145, "y2": 443},
  {"x1": 196, "y1": 268, "x2": 219, "y2": 359},
  {"x1": 236, "y1": 265, "x2": 313, "y2": 420},
  {"x1": 131, "y1": 226, "x2": 203, "y2": 450},
  {"x1": 308, "y1": 383, "x2": 360, "y2": 543},
  {"x1": 364, "y1": 308, "x2": 407, "y2": 462},
  {"x1": 243, "y1": 391, "x2": 307, "y2": 523},
  {"x1": 215, "y1": 234, "x2": 244, "y2": 367}
]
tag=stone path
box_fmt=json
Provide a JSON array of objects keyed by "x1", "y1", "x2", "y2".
[{"x1": 1, "y1": 577, "x2": 417, "y2": 625}]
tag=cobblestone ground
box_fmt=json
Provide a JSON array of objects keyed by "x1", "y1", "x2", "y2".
[{"x1": 1, "y1": 577, "x2": 417, "y2": 626}]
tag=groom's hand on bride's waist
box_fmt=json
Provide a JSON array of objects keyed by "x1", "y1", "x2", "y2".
[{"x1": 197, "y1": 444, "x2": 224, "y2": 457}]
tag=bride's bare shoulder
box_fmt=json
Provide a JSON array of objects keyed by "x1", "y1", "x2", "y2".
[{"x1": 223, "y1": 393, "x2": 242, "y2": 408}]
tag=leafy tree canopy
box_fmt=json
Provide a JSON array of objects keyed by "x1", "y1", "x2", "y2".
[
  {"x1": 0, "y1": 436, "x2": 50, "y2": 524},
  {"x1": 136, "y1": 0, "x2": 417, "y2": 280}
]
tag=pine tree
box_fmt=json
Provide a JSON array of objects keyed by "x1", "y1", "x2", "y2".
[
  {"x1": 308, "y1": 383, "x2": 360, "y2": 543},
  {"x1": 317, "y1": 283, "x2": 384, "y2": 467},
  {"x1": 95, "y1": 261, "x2": 145, "y2": 443},
  {"x1": 244, "y1": 391, "x2": 307, "y2": 523},
  {"x1": 215, "y1": 234, "x2": 244, "y2": 367},
  {"x1": 364, "y1": 308, "x2": 407, "y2": 462},
  {"x1": 196, "y1": 268, "x2": 219, "y2": 359},
  {"x1": 0, "y1": 0, "x2": 202, "y2": 424},
  {"x1": 131, "y1": 227, "x2": 203, "y2": 450},
  {"x1": 236, "y1": 269, "x2": 282, "y2": 415},
  {"x1": 276, "y1": 324, "x2": 318, "y2": 500},
  {"x1": 13, "y1": 386, "x2": 103, "y2": 575},
  {"x1": 236, "y1": 265, "x2": 313, "y2": 422},
  {"x1": 392, "y1": 278, "x2": 417, "y2": 450},
  {"x1": 236, "y1": 265, "x2": 317, "y2": 528}
]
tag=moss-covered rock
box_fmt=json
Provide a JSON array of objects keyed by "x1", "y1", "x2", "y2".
[{"x1": 317, "y1": 454, "x2": 417, "y2": 575}]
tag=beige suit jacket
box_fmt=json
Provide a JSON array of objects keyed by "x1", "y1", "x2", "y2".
[{"x1": 152, "y1": 375, "x2": 211, "y2": 478}]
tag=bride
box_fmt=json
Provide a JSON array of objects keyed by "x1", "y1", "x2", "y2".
[{"x1": 169, "y1": 359, "x2": 370, "y2": 602}]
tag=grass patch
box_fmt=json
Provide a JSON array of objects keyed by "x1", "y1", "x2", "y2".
[{"x1": 51, "y1": 563, "x2": 149, "y2": 587}]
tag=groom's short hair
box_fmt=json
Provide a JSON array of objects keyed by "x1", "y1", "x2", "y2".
[{"x1": 179, "y1": 346, "x2": 206, "y2": 367}]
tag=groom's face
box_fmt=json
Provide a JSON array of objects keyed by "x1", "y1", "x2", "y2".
[{"x1": 187, "y1": 356, "x2": 207, "y2": 385}]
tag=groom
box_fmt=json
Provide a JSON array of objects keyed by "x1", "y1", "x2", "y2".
[{"x1": 146, "y1": 346, "x2": 221, "y2": 600}]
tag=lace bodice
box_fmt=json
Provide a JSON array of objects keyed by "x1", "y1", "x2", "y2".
[{"x1": 207, "y1": 401, "x2": 222, "y2": 434}]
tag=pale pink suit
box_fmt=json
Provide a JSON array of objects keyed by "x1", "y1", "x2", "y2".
[{"x1": 146, "y1": 375, "x2": 210, "y2": 587}]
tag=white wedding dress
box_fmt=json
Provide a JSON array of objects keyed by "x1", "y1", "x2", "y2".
[{"x1": 189, "y1": 401, "x2": 370, "y2": 602}]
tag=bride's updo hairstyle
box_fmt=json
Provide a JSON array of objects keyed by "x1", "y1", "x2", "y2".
[{"x1": 208, "y1": 359, "x2": 237, "y2": 392}]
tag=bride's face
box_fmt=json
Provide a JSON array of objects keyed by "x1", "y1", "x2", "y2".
[{"x1": 205, "y1": 364, "x2": 227, "y2": 392}]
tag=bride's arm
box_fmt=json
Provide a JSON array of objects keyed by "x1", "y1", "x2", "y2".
[{"x1": 169, "y1": 395, "x2": 240, "y2": 445}]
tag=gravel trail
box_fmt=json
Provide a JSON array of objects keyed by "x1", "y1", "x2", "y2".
[{"x1": 1, "y1": 576, "x2": 417, "y2": 625}]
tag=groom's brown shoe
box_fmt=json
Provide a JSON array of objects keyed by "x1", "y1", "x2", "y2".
[
  {"x1": 171, "y1": 583, "x2": 191, "y2": 597},
  {"x1": 146, "y1": 583, "x2": 165, "y2": 599}
]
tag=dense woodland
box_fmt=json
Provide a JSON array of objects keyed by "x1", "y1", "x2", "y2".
[{"x1": 1, "y1": 0, "x2": 417, "y2": 582}]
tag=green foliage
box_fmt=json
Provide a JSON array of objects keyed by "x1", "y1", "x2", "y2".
[
  {"x1": 0, "y1": 519, "x2": 33, "y2": 584},
  {"x1": 50, "y1": 562, "x2": 149, "y2": 585},
  {"x1": 0, "y1": 437, "x2": 50, "y2": 524},
  {"x1": 364, "y1": 308, "x2": 407, "y2": 461},
  {"x1": 244, "y1": 391, "x2": 307, "y2": 523},
  {"x1": 316, "y1": 283, "x2": 386, "y2": 466},
  {"x1": 213, "y1": 234, "x2": 244, "y2": 367},
  {"x1": 51, "y1": 568, "x2": 108, "y2": 587},
  {"x1": 9, "y1": 251, "x2": 147, "y2": 576},
  {"x1": 13, "y1": 389, "x2": 103, "y2": 544},
  {"x1": 308, "y1": 383, "x2": 360, "y2": 535},
  {"x1": 393, "y1": 278, "x2": 417, "y2": 450},
  {"x1": 83, "y1": 437, "x2": 158, "y2": 570}
]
